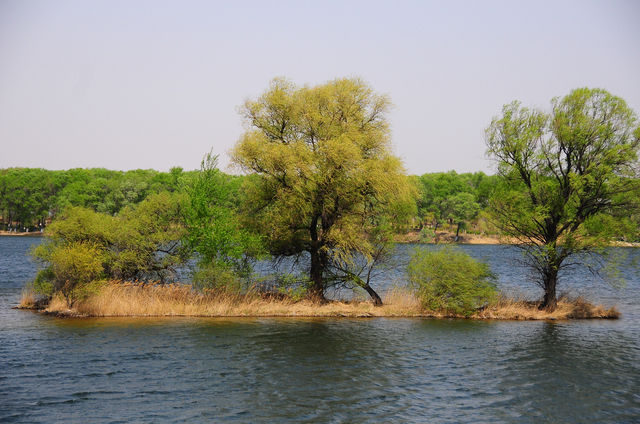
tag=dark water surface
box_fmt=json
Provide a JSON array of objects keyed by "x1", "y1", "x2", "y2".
[{"x1": 1, "y1": 236, "x2": 639, "y2": 423}]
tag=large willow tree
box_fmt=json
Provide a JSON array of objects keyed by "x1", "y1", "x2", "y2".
[
  {"x1": 232, "y1": 78, "x2": 415, "y2": 303},
  {"x1": 486, "y1": 88, "x2": 640, "y2": 310}
]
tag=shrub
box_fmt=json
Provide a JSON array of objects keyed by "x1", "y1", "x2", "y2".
[
  {"x1": 191, "y1": 263, "x2": 246, "y2": 294},
  {"x1": 419, "y1": 227, "x2": 435, "y2": 243},
  {"x1": 407, "y1": 247, "x2": 497, "y2": 316},
  {"x1": 40, "y1": 242, "x2": 105, "y2": 307},
  {"x1": 274, "y1": 274, "x2": 309, "y2": 301}
]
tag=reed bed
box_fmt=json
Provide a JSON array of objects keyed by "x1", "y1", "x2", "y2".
[{"x1": 19, "y1": 281, "x2": 619, "y2": 320}]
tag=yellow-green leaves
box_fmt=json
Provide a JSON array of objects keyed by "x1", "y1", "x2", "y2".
[{"x1": 232, "y1": 77, "x2": 413, "y2": 300}]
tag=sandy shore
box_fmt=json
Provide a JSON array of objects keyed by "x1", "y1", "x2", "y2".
[
  {"x1": 394, "y1": 230, "x2": 640, "y2": 247},
  {"x1": 0, "y1": 231, "x2": 43, "y2": 237}
]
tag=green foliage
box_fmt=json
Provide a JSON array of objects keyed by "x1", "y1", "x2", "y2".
[
  {"x1": 419, "y1": 227, "x2": 436, "y2": 243},
  {"x1": 274, "y1": 273, "x2": 310, "y2": 301},
  {"x1": 32, "y1": 191, "x2": 189, "y2": 301},
  {"x1": 191, "y1": 263, "x2": 246, "y2": 293},
  {"x1": 183, "y1": 151, "x2": 264, "y2": 285},
  {"x1": 0, "y1": 168, "x2": 56, "y2": 230},
  {"x1": 486, "y1": 87, "x2": 640, "y2": 308},
  {"x1": 407, "y1": 247, "x2": 497, "y2": 316},
  {"x1": 232, "y1": 77, "x2": 416, "y2": 301},
  {"x1": 33, "y1": 242, "x2": 105, "y2": 306},
  {"x1": 415, "y1": 171, "x2": 495, "y2": 227},
  {"x1": 0, "y1": 167, "x2": 191, "y2": 229},
  {"x1": 32, "y1": 267, "x2": 55, "y2": 297}
]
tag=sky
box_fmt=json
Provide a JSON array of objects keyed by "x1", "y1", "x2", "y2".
[{"x1": 0, "y1": 0, "x2": 639, "y2": 175}]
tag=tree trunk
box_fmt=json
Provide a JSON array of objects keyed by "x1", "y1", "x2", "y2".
[
  {"x1": 309, "y1": 247, "x2": 327, "y2": 303},
  {"x1": 539, "y1": 268, "x2": 558, "y2": 310},
  {"x1": 455, "y1": 222, "x2": 461, "y2": 242},
  {"x1": 362, "y1": 283, "x2": 383, "y2": 306}
]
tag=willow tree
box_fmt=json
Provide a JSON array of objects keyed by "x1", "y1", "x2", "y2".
[
  {"x1": 486, "y1": 88, "x2": 640, "y2": 310},
  {"x1": 232, "y1": 78, "x2": 415, "y2": 303}
]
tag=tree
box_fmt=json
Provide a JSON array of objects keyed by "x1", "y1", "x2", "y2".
[
  {"x1": 415, "y1": 171, "x2": 492, "y2": 234},
  {"x1": 232, "y1": 77, "x2": 415, "y2": 303},
  {"x1": 486, "y1": 88, "x2": 640, "y2": 310},
  {"x1": 41, "y1": 242, "x2": 105, "y2": 307},
  {"x1": 182, "y1": 152, "x2": 263, "y2": 290},
  {"x1": 443, "y1": 192, "x2": 480, "y2": 241}
]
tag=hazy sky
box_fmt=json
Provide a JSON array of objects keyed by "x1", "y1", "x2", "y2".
[{"x1": 1, "y1": 0, "x2": 638, "y2": 175}]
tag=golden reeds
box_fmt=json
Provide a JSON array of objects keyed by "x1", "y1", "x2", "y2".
[{"x1": 20, "y1": 281, "x2": 619, "y2": 320}]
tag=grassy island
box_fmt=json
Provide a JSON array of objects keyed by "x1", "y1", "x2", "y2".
[
  {"x1": 14, "y1": 82, "x2": 638, "y2": 322},
  {"x1": 19, "y1": 282, "x2": 618, "y2": 320}
]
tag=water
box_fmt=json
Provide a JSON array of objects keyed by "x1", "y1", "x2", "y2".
[{"x1": 1, "y1": 236, "x2": 639, "y2": 423}]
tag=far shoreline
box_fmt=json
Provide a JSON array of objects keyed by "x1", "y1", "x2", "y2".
[
  {"x1": 3, "y1": 230, "x2": 639, "y2": 247},
  {"x1": 394, "y1": 230, "x2": 640, "y2": 247},
  {"x1": 0, "y1": 231, "x2": 43, "y2": 237}
]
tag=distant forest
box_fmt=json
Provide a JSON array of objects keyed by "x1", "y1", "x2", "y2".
[{"x1": 1, "y1": 167, "x2": 639, "y2": 242}]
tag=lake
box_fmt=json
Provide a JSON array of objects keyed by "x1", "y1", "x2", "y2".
[{"x1": 1, "y1": 236, "x2": 639, "y2": 423}]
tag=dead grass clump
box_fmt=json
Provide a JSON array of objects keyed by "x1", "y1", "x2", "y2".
[
  {"x1": 565, "y1": 296, "x2": 619, "y2": 319},
  {"x1": 17, "y1": 287, "x2": 38, "y2": 309},
  {"x1": 16, "y1": 287, "x2": 50, "y2": 310}
]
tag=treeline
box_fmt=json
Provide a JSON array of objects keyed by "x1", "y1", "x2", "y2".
[
  {"x1": 0, "y1": 166, "x2": 496, "y2": 234},
  {"x1": 2, "y1": 167, "x2": 639, "y2": 242},
  {"x1": 0, "y1": 167, "x2": 188, "y2": 230}
]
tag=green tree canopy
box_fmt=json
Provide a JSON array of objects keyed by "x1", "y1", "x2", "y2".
[
  {"x1": 232, "y1": 77, "x2": 416, "y2": 303},
  {"x1": 486, "y1": 87, "x2": 640, "y2": 310}
]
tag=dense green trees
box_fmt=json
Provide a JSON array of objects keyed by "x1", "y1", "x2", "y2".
[
  {"x1": 4, "y1": 165, "x2": 638, "y2": 246},
  {"x1": 0, "y1": 168, "x2": 56, "y2": 230},
  {"x1": 32, "y1": 192, "x2": 190, "y2": 304},
  {"x1": 414, "y1": 171, "x2": 496, "y2": 235},
  {"x1": 232, "y1": 78, "x2": 416, "y2": 303},
  {"x1": 0, "y1": 167, "x2": 188, "y2": 230},
  {"x1": 486, "y1": 88, "x2": 640, "y2": 310}
]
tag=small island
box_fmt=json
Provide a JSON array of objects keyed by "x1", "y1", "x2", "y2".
[{"x1": 14, "y1": 81, "x2": 637, "y2": 322}]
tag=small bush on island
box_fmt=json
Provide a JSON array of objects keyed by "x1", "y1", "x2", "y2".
[
  {"x1": 407, "y1": 247, "x2": 498, "y2": 316},
  {"x1": 33, "y1": 242, "x2": 105, "y2": 307}
]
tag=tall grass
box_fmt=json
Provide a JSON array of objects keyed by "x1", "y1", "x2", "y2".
[{"x1": 21, "y1": 281, "x2": 618, "y2": 320}]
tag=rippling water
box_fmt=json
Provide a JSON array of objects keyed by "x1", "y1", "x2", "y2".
[{"x1": 1, "y1": 236, "x2": 639, "y2": 423}]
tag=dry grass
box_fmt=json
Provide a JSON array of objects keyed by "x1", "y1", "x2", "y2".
[
  {"x1": 17, "y1": 287, "x2": 38, "y2": 309},
  {"x1": 27, "y1": 281, "x2": 619, "y2": 320},
  {"x1": 41, "y1": 282, "x2": 423, "y2": 318},
  {"x1": 473, "y1": 295, "x2": 619, "y2": 320},
  {"x1": 16, "y1": 286, "x2": 49, "y2": 310}
]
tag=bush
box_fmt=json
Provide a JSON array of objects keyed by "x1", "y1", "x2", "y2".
[
  {"x1": 419, "y1": 227, "x2": 435, "y2": 243},
  {"x1": 407, "y1": 247, "x2": 497, "y2": 316},
  {"x1": 274, "y1": 274, "x2": 309, "y2": 301},
  {"x1": 191, "y1": 263, "x2": 246, "y2": 294},
  {"x1": 38, "y1": 242, "x2": 105, "y2": 307}
]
